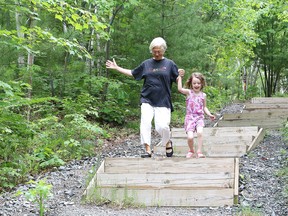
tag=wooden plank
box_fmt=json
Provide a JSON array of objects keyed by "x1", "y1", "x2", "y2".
[
  {"x1": 247, "y1": 128, "x2": 266, "y2": 152},
  {"x1": 82, "y1": 160, "x2": 104, "y2": 199},
  {"x1": 251, "y1": 97, "x2": 288, "y2": 104},
  {"x1": 244, "y1": 103, "x2": 288, "y2": 110},
  {"x1": 96, "y1": 187, "x2": 234, "y2": 206},
  {"x1": 242, "y1": 108, "x2": 288, "y2": 114},
  {"x1": 157, "y1": 144, "x2": 247, "y2": 158},
  {"x1": 97, "y1": 173, "x2": 234, "y2": 189},
  {"x1": 217, "y1": 119, "x2": 286, "y2": 129},
  {"x1": 103, "y1": 158, "x2": 235, "y2": 174},
  {"x1": 171, "y1": 136, "x2": 253, "y2": 145},
  {"x1": 234, "y1": 158, "x2": 239, "y2": 204},
  {"x1": 223, "y1": 110, "x2": 288, "y2": 120},
  {"x1": 97, "y1": 160, "x2": 105, "y2": 173},
  {"x1": 171, "y1": 126, "x2": 259, "y2": 138}
]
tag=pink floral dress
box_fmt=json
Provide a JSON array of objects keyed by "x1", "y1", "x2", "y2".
[{"x1": 184, "y1": 90, "x2": 205, "y2": 132}]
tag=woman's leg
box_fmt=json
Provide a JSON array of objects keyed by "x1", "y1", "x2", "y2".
[
  {"x1": 154, "y1": 106, "x2": 171, "y2": 155},
  {"x1": 140, "y1": 103, "x2": 154, "y2": 154}
]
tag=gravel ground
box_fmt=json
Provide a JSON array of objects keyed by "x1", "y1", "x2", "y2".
[{"x1": 0, "y1": 103, "x2": 287, "y2": 216}]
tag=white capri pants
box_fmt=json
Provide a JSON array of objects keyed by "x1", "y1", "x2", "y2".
[{"x1": 140, "y1": 103, "x2": 171, "y2": 147}]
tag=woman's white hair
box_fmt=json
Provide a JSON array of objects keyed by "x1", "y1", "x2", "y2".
[{"x1": 149, "y1": 37, "x2": 167, "y2": 53}]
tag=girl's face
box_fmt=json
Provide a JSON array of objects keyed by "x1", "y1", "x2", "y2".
[{"x1": 191, "y1": 77, "x2": 202, "y2": 93}]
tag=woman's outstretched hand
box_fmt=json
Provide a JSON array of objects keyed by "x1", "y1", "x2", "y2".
[{"x1": 106, "y1": 58, "x2": 118, "y2": 70}]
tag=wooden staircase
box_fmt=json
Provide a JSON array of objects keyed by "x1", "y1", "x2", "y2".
[
  {"x1": 84, "y1": 157, "x2": 238, "y2": 206},
  {"x1": 217, "y1": 97, "x2": 288, "y2": 129},
  {"x1": 82, "y1": 97, "x2": 287, "y2": 207}
]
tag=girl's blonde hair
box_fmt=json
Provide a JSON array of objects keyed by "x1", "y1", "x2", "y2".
[{"x1": 185, "y1": 72, "x2": 206, "y2": 90}]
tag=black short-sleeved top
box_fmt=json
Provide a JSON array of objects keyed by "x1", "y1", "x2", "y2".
[{"x1": 132, "y1": 58, "x2": 179, "y2": 111}]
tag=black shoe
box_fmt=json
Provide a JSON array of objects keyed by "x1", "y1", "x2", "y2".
[
  {"x1": 166, "y1": 140, "x2": 173, "y2": 157},
  {"x1": 141, "y1": 152, "x2": 152, "y2": 158}
]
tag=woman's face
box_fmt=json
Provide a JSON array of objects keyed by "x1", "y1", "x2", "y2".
[{"x1": 152, "y1": 46, "x2": 164, "y2": 60}]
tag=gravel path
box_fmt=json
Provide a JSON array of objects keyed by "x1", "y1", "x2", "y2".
[{"x1": 0, "y1": 103, "x2": 287, "y2": 216}]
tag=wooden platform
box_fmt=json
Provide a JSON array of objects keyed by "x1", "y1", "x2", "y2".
[{"x1": 83, "y1": 157, "x2": 239, "y2": 207}]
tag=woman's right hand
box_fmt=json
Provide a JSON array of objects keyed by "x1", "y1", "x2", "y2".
[{"x1": 106, "y1": 58, "x2": 118, "y2": 70}]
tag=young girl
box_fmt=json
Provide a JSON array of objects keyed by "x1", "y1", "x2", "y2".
[{"x1": 177, "y1": 70, "x2": 215, "y2": 158}]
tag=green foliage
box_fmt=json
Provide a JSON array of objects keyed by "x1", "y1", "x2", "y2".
[
  {"x1": 86, "y1": 76, "x2": 138, "y2": 125},
  {"x1": 244, "y1": 85, "x2": 261, "y2": 100},
  {"x1": 0, "y1": 166, "x2": 21, "y2": 190},
  {"x1": 0, "y1": 81, "x2": 109, "y2": 191},
  {"x1": 18, "y1": 179, "x2": 53, "y2": 216},
  {"x1": 204, "y1": 85, "x2": 228, "y2": 112}
]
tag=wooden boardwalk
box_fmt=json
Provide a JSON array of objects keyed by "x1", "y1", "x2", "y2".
[{"x1": 83, "y1": 97, "x2": 287, "y2": 207}]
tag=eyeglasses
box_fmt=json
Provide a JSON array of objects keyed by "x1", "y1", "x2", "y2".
[{"x1": 152, "y1": 50, "x2": 163, "y2": 55}]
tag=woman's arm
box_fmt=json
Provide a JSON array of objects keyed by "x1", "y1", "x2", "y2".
[{"x1": 106, "y1": 58, "x2": 133, "y2": 77}]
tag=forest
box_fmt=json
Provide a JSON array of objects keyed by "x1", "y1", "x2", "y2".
[{"x1": 0, "y1": 0, "x2": 287, "y2": 192}]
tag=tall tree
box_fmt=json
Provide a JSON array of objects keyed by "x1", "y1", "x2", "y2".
[{"x1": 253, "y1": 0, "x2": 288, "y2": 96}]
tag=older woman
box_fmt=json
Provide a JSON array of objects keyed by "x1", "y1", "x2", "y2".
[{"x1": 106, "y1": 37, "x2": 182, "y2": 158}]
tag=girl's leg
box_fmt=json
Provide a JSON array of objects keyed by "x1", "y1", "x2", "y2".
[
  {"x1": 140, "y1": 103, "x2": 154, "y2": 154},
  {"x1": 196, "y1": 126, "x2": 205, "y2": 158},
  {"x1": 154, "y1": 106, "x2": 171, "y2": 155},
  {"x1": 186, "y1": 131, "x2": 195, "y2": 158},
  {"x1": 187, "y1": 131, "x2": 194, "y2": 151}
]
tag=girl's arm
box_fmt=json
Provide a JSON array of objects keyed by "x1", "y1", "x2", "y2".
[
  {"x1": 177, "y1": 75, "x2": 190, "y2": 95},
  {"x1": 203, "y1": 94, "x2": 216, "y2": 120},
  {"x1": 106, "y1": 58, "x2": 133, "y2": 77}
]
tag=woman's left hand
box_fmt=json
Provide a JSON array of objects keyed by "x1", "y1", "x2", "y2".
[{"x1": 178, "y1": 69, "x2": 185, "y2": 77}]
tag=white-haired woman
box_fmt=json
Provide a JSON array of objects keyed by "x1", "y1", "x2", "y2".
[{"x1": 106, "y1": 37, "x2": 183, "y2": 158}]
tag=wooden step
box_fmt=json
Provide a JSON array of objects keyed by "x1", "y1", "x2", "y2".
[
  {"x1": 251, "y1": 97, "x2": 288, "y2": 104},
  {"x1": 171, "y1": 126, "x2": 259, "y2": 138},
  {"x1": 155, "y1": 143, "x2": 247, "y2": 158},
  {"x1": 242, "y1": 108, "x2": 288, "y2": 113},
  {"x1": 154, "y1": 138, "x2": 250, "y2": 158},
  {"x1": 171, "y1": 135, "x2": 253, "y2": 143},
  {"x1": 163, "y1": 126, "x2": 264, "y2": 157},
  {"x1": 83, "y1": 157, "x2": 239, "y2": 207},
  {"x1": 217, "y1": 117, "x2": 286, "y2": 129},
  {"x1": 222, "y1": 110, "x2": 288, "y2": 120},
  {"x1": 244, "y1": 103, "x2": 288, "y2": 110},
  {"x1": 217, "y1": 110, "x2": 287, "y2": 129}
]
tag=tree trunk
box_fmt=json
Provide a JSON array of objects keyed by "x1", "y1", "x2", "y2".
[{"x1": 15, "y1": 2, "x2": 25, "y2": 68}]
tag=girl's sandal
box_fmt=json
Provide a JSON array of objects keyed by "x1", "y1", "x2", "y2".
[
  {"x1": 186, "y1": 151, "x2": 195, "y2": 158},
  {"x1": 196, "y1": 152, "x2": 206, "y2": 158}
]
